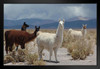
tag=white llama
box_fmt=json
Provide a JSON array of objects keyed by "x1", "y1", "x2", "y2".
[
  {"x1": 67, "y1": 24, "x2": 87, "y2": 39},
  {"x1": 36, "y1": 19, "x2": 65, "y2": 62}
]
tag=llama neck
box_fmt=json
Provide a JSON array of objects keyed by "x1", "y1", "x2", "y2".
[
  {"x1": 21, "y1": 26, "x2": 26, "y2": 31},
  {"x1": 27, "y1": 30, "x2": 37, "y2": 42},
  {"x1": 81, "y1": 28, "x2": 87, "y2": 36},
  {"x1": 56, "y1": 24, "x2": 64, "y2": 41}
]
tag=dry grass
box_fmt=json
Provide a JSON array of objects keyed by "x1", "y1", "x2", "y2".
[
  {"x1": 4, "y1": 55, "x2": 15, "y2": 64},
  {"x1": 4, "y1": 29, "x2": 46, "y2": 65},
  {"x1": 63, "y1": 29, "x2": 96, "y2": 60},
  {"x1": 70, "y1": 38, "x2": 95, "y2": 60},
  {"x1": 25, "y1": 53, "x2": 45, "y2": 65},
  {"x1": 4, "y1": 49, "x2": 45, "y2": 65},
  {"x1": 33, "y1": 59, "x2": 45, "y2": 65},
  {"x1": 4, "y1": 49, "x2": 27, "y2": 63},
  {"x1": 25, "y1": 53, "x2": 38, "y2": 64},
  {"x1": 4, "y1": 29, "x2": 96, "y2": 61}
]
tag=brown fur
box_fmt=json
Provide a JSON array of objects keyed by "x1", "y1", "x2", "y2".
[
  {"x1": 83, "y1": 24, "x2": 87, "y2": 29},
  {"x1": 21, "y1": 22, "x2": 29, "y2": 31},
  {"x1": 83, "y1": 25, "x2": 86, "y2": 29},
  {"x1": 5, "y1": 26, "x2": 40, "y2": 54}
]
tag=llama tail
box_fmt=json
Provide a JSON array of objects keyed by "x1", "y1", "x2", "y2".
[
  {"x1": 5, "y1": 31, "x2": 10, "y2": 54},
  {"x1": 5, "y1": 31, "x2": 10, "y2": 44}
]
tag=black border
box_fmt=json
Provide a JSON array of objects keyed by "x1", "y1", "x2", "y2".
[
  {"x1": 3, "y1": 0, "x2": 97, "y2": 3},
  {"x1": 0, "y1": 0, "x2": 99, "y2": 69}
]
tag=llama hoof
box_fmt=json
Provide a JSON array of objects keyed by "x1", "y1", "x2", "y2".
[
  {"x1": 49, "y1": 60, "x2": 51, "y2": 62},
  {"x1": 55, "y1": 61, "x2": 59, "y2": 63}
]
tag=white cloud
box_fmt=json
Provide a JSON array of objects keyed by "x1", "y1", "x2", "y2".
[
  {"x1": 4, "y1": 4, "x2": 96, "y2": 20},
  {"x1": 62, "y1": 6, "x2": 86, "y2": 17}
]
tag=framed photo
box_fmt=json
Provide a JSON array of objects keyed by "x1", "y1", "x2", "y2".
[{"x1": 0, "y1": 0, "x2": 99, "y2": 69}]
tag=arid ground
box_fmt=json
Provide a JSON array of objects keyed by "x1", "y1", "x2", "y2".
[{"x1": 3, "y1": 29, "x2": 97, "y2": 65}]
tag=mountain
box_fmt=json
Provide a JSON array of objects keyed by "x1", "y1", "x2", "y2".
[
  {"x1": 67, "y1": 16, "x2": 91, "y2": 22},
  {"x1": 4, "y1": 18, "x2": 55, "y2": 26},
  {"x1": 4, "y1": 18, "x2": 96, "y2": 29},
  {"x1": 40, "y1": 19, "x2": 96, "y2": 29},
  {"x1": 65, "y1": 19, "x2": 96, "y2": 29}
]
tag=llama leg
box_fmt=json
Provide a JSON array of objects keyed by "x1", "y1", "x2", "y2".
[
  {"x1": 16, "y1": 46, "x2": 18, "y2": 51},
  {"x1": 15, "y1": 44, "x2": 19, "y2": 51},
  {"x1": 54, "y1": 48, "x2": 59, "y2": 63},
  {"x1": 7, "y1": 43, "x2": 13, "y2": 54},
  {"x1": 40, "y1": 47, "x2": 44, "y2": 60},
  {"x1": 5, "y1": 45, "x2": 8, "y2": 54},
  {"x1": 5, "y1": 40, "x2": 9, "y2": 54},
  {"x1": 21, "y1": 44, "x2": 25, "y2": 49},
  {"x1": 38, "y1": 46, "x2": 44, "y2": 60},
  {"x1": 9, "y1": 45, "x2": 13, "y2": 52},
  {"x1": 49, "y1": 49, "x2": 53, "y2": 61}
]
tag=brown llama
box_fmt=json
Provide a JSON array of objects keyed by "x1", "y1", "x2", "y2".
[
  {"x1": 3, "y1": 22, "x2": 29, "y2": 42},
  {"x1": 5, "y1": 26, "x2": 40, "y2": 54},
  {"x1": 21, "y1": 22, "x2": 29, "y2": 31},
  {"x1": 15, "y1": 22, "x2": 29, "y2": 50}
]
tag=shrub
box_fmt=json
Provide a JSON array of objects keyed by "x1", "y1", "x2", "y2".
[
  {"x1": 68, "y1": 38, "x2": 95, "y2": 60},
  {"x1": 25, "y1": 53, "x2": 38, "y2": 64},
  {"x1": 4, "y1": 49, "x2": 46, "y2": 65},
  {"x1": 4, "y1": 55, "x2": 15, "y2": 64},
  {"x1": 33, "y1": 59, "x2": 46, "y2": 65}
]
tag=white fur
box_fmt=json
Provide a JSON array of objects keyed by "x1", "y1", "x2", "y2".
[
  {"x1": 36, "y1": 19, "x2": 64, "y2": 62},
  {"x1": 81, "y1": 28, "x2": 87, "y2": 38},
  {"x1": 67, "y1": 26, "x2": 87, "y2": 39}
]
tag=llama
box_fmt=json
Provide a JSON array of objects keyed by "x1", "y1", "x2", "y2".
[
  {"x1": 21, "y1": 22, "x2": 29, "y2": 31},
  {"x1": 36, "y1": 19, "x2": 65, "y2": 62},
  {"x1": 15, "y1": 22, "x2": 29, "y2": 50},
  {"x1": 5, "y1": 26, "x2": 40, "y2": 54},
  {"x1": 81, "y1": 24, "x2": 87, "y2": 38},
  {"x1": 3, "y1": 22, "x2": 29, "y2": 42},
  {"x1": 67, "y1": 24, "x2": 87, "y2": 39}
]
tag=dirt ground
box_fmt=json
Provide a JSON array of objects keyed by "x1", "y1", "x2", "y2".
[
  {"x1": 4, "y1": 43, "x2": 97, "y2": 66},
  {"x1": 4, "y1": 29, "x2": 97, "y2": 65}
]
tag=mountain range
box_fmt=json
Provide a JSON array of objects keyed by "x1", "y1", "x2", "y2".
[{"x1": 4, "y1": 17, "x2": 96, "y2": 29}]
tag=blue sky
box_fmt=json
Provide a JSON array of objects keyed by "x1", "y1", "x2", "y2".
[{"x1": 4, "y1": 4, "x2": 97, "y2": 20}]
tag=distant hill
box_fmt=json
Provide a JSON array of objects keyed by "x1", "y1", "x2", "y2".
[
  {"x1": 4, "y1": 18, "x2": 96, "y2": 29},
  {"x1": 67, "y1": 16, "x2": 91, "y2": 21}
]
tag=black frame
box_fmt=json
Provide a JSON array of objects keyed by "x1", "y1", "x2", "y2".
[{"x1": 0, "y1": 0, "x2": 99, "y2": 69}]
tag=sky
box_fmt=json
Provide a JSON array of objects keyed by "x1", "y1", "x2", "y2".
[{"x1": 4, "y1": 4, "x2": 97, "y2": 20}]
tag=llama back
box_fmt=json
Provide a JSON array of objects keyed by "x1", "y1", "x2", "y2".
[
  {"x1": 36, "y1": 32, "x2": 56, "y2": 50},
  {"x1": 71, "y1": 30, "x2": 82, "y2": 36},
  {"x1": 68, "y1": 29, "x2": 82, "y2": 39}
]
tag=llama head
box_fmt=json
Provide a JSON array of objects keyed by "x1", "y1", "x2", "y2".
[
  {"x1": 23, "y1": 22, "x2": 29, "y2": 27},
  {"x1": 82, "y1": 24, "x2": 87, "y2": 29},
  {"x1": 59, "y1": 19, "x2": 65, "y2": 29},
  {"x1": 35, "y1": 26, "x2": 40, "y2": 32}
]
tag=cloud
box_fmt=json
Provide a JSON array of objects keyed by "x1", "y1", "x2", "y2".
[
  {"x1": 62, "y1": 6, "x2": 85, "y2": 17},
  {"x1": 4, "y1": 4, "x2": 96, "y2": 20}
]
